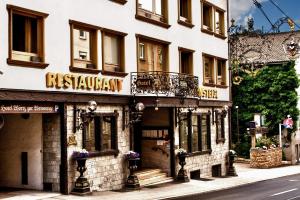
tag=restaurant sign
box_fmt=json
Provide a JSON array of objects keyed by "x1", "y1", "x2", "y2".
[
  {"x1": 198, "y1": 88, "x2": 218, "y2": 99},
  {"x1": 0, "y1": 104, "x2": 59, "y2": 113}
]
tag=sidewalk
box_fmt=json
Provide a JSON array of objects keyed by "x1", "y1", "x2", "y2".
[{"x1": 2, "y1": 163, "x2": 300, "y2": 200}]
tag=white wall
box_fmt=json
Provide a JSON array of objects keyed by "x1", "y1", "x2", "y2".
[
  {"x1": 0, "y1": 0, "x2": 229, "y2": 101},
  {"x1": 0, "y1": 114, "x2": 43, "y2": 190}
]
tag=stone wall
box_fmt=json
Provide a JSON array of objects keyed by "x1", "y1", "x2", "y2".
[
  {"x1": 43, "y1": 114, "x2": 61, "y2": 192},
  {"x1": 67, "y1": 104, "x2": 130, "y2": 192},
  {"x1": 250, "y1": 148, "x2": 282, "y2": 168}
]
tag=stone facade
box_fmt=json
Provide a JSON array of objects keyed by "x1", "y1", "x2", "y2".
[
  {"x1": 43, "y1": 114, "x2": 61, "y2": 192},
  {"x1": 67, "y1": 104, "x2": 130, "y2": 192},
  {"x1": 250, "y1": 148, "x2": 282, "y2": 168}
]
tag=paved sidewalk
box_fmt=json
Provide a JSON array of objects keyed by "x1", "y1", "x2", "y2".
[{"x1": 1, "y1": 163, "x2": 300, "y2": 200}]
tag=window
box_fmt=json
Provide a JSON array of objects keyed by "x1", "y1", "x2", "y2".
[
  {"x1": 203, "y1": 55, "x2": 214, "y2": 85},
  {"x1": 179, "y1": 47, "x2": 194, "y2": 75},
  {"x1": 7, "y1": 5, "x2": 49, "y2": 68},
  {"x1": 136, "y1": 0, "x2": 170, "y2": 28},
  {"x1": 84, "y1": 112, "x2": 118, "y2": 154},
  {"x1": 179, "y1": 112, "x2": 211, "y2": 153},
  {"x1": 216, "y1": 59, "x2": 226, "y2": 86},
  {"x1": 201, "y1": 1, "x2": 226, "y2": 38},
  {"x1": 137, "y1": 35, "x2": 169, "y2": 72},
  {"x1": 101, "y1": 29, "x2": 127, "y2": 76},
  {"x1": 202, "y1": 3, "x2": 213, "y2": 31},
  {"x1": 178, "y1": 0, "x2": 193, "y2": 27},
  {"x1": 215, "y1": 9, "x2": 225, "y2": 35},
  {"x1": 215, "y1": 110, "x2": 225, "y2": 143},
  {"x1": 203, "y1": 54, "x2": 227, "y2": 87},
  {"x1": 70, "y1": 20, "x2": 98, "y2": 73}
]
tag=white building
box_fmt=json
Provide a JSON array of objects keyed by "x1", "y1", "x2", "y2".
[{"x1": 0, "y1": 0, "x2": 230, "y2": 194}]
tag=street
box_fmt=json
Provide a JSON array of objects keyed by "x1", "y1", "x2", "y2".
[{"x1": 167, "y1": 174, "x2": 300, "y2": 200}]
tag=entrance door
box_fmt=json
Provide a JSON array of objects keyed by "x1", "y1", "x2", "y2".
[{"x1": 0, "y1": 114, "x2": 43, "y2": 190}]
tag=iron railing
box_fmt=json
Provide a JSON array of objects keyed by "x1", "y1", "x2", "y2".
[{"x1": 131, "y1": 71, "x2": 199, "y2": 97}]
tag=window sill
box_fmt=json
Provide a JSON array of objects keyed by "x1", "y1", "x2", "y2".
[
  {"x1": 69, "y1": 66, "x2": 101, "y2": 74},
  {"x1": 216, "y1": 138, "x2": 225, "y2": 144},
  {"x1": 201, "y1": 28, "x2": 214, "y2": 35},
  {"x1": 135, "y1": 14, "x2": 171, "y2": 29},
  {"x1": 109, "y1": 0, "x2": 127, "y2": 4},
  {"x1": 214, "y1": 33, "x2": 227, "y2": 40},
  {"x1": 88, "y1": 149, "x2": 119, "y2": 158},
  {"x1": 203, "y1": 83, "x2": 216, "y2": 87},
  {"x1": 100, "y1": 70, "x2": 128, "y2": 77},
  {"x1": 177, "y1": 20, "x2": 194, "y2": 28},
  {"x1": 215, "y1": 85, "x2": 228, "y2": 88},
  {"x1": 189, "y1": 150, "x2": 212, "y2": 156},
  {"x1": 7, "y1": 58, "x2": 49, "y2": 69}
]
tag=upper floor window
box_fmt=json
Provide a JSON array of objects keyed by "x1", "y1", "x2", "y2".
[
  {"x1": 137, "y1": 35, "x2": 169, "y2": 72},
  {"x1": 70, "y1": 20, "x2": 99, "y2": 73},
  {"x1": 7, "y1": 5, "x2": 49, "y2": 68},
  {"x1": 203, "y1": 55, "x2": 215, "y2": 85},
  {"x1": 216, "y1": 59, "x2": 226, "y2": 86},
  {"x1": 136, "y1": 0, "x2": 170, "y2": 28},
  {"x1": 203, "y1": 54, "x2": 227, "y2": 87},
  {"x1": 178, "y1": 0, "x2": 193, "y2": 28},
  {"x1": 101, "y1": 29, "x2": 127, "y2": 76},
  {"x1": 179, "y1": 47, "x2": 194, "y2": 75},
  {"x1": 84, "y1": 111, "x2": 119, "y2": 155},
  {"x1": 201, "y1": 1, "x2": 226, "y2": 38}
]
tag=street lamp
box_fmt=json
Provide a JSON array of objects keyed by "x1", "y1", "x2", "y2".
[{"x1": 235, "y1": 106, "x2": 240, "y2": 148}]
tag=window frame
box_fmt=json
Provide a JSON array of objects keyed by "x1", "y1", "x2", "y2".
[
  {"x1": 178, "y1": 47, "x2": 194, "y2": 75},
  {"x1": 179, "y1": 111, "x2": 212, "y2": 155},
  {"x1": 69, "y1": 20, "x2": 100, "y2": 74},
  {"x1": 201, "y1": 1, "x2": 226, "y2": 39},
  {"x1": 203, "y1": 53, "x2": 228, "y2": 87},
  {"x1": 136, "y1": 0, "x2": 170, "y2": 29},
  {"x1": 83, "y1": 111, "x2": 119, "y2": 157},
  {"x1": 177, "y1": 0, "x2": 194, "y2": 28},
  {"x1": 203, "y1": 54, "x2": 215, "y2": 86},
  {"x1": 7, "y1": 4, "x2": 49, "y2": 68},
  {"x1": 215, "y1": 110, "x2": 225, "y2": 143},
  {"x1": 216, "y1": 58, "x2": 226, "y2": 87},
  {"x1": 101, "y1": 28, "x2": 128, "y2": 77},
  {"x1": 136, "y1": 34, "x2": 170, "y2": 72}
]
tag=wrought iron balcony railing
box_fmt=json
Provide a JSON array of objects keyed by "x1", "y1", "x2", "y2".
[{"x1": 131, "y1": 71, "x2": 199, "y2": 98}]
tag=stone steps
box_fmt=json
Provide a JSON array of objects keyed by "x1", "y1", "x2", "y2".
[{"x1": 134, "y1": 168, "x2": 173, "y2": 187}]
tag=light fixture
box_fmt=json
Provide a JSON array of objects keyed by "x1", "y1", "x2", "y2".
[
  {"x1": 88, "y1": 100, "x2": 97, "y2": 112},
  {"x1": 125, "y1": 100, "x2": 145, "y2": 126},
  {"x1": 154, "y1": 98, "x2": 159, "y2": 111},
  {"x1": 75, "y1": 101, "x2": 98, "y2": 130},
  {"x1": 135, "y1": 102, "x2": 145, "y2": 112}
]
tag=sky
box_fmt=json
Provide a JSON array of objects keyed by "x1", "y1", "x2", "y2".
[{"x1": 230, "y1": 0, "x2": 300, "y2": 32}]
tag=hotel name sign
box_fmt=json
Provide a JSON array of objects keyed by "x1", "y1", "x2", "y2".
[
  {"x1": 46, "y1": 72, "x2": 123, "y2": 92},
  {"x1": 0, "y1": 104, "x2": 59, "y2": 113},
  {"x1": 198, "y1": 88, "x2": 218, "y2": 99}
]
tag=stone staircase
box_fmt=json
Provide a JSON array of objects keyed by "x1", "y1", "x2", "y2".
[{"x1": 134, "y1": 168, "x2": 173, "y2": 187}]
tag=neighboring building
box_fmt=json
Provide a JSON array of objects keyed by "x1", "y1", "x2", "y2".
[{"x1": 0, "y1": 0, "x2": 230, "y2": 194}]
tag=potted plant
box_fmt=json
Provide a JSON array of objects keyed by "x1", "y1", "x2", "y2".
[
  {"x1": 71, "y1": 149, "x2": 91, "y2": 195},
  {"x1": 175, "y1": 148, "x2": 189, "y2": 182},
  {"x1": 124, "y1": 151, "x2": 140, "y2": 189}
]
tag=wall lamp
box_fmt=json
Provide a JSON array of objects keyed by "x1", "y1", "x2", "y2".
[
  {"x1": 74, "y1": 100, "x2": 97, "y2": 131},
  {"x1": 123, "y1": 99, "x2": 145, "y2": 129},
  {"x1": 212, "y1": 105, "x2": 229, "y2": 125}
]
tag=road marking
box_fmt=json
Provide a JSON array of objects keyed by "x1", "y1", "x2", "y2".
[
  {"x1": 271, "y1": 188, "x2": 298, "y2": 197},
  {"x1": 286, "y1": 195, "x2": 300, "y2": 200}
]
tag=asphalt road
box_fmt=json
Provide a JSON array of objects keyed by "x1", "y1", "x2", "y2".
[{"x1": 167, "y1": 174, "x2": 300, "y2": 200}]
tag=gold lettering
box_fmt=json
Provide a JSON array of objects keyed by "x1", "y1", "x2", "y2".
[
  {"x1": 56, "y1": 73, "x2": 64, "y2": 89},
  {"x1": 95, "y1": 77, "x2": 103, "y2": 90},
  {"x1": 117, "y1": 79, "x2": 123, "y2": 91},
  {"x1": 103, "y1": 78, "x2": 110, "y2": 91},
  {"x1": 78, "y1": 75, "x2": 87, "y2": 89},
  {"x1": 46, "y1": 72, "x2": 56, "y2": 87},
  {"x1": 109, "y1": 79, "x2": 118, "y2": 92},
  {"x1": 64, "y1": 74, "x2": 72, "y2": 88},
  {"x1": 72, "y1": 75, "x2": 79, "y2": 89},
  {"x1": 86, "y1": 77, "x2": 95, "y2": 90}
]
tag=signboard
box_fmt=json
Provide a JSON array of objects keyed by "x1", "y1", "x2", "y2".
[
  {"x1": 0, "y1": 104, "x2": 59, "y2": 114},
  {"x1": 135, "y1": 78, "x2": 153, "y2": 90},
  {"x1": 283, "y1": 117, "x2": 293, "y2": 129}
]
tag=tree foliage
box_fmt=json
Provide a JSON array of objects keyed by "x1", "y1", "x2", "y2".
[{"x1": 232, "y1": 61, "x2": 299, "y2": 140}]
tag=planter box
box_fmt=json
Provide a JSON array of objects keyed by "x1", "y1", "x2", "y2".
[{"x1": 250, "y1": 147, "x2": 282, "y2": 168}]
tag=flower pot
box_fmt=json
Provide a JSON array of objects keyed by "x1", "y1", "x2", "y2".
[
  {"x1": 126, "y1": 158, "x2": 140, "y2": 189},
  {"x1": 72, "y1": 158, "x2": 90, "y2": 195}
]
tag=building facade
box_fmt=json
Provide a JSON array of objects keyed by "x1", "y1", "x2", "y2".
[{"x1": 0, "y1": 0, "x2": 230, "y2": 194}]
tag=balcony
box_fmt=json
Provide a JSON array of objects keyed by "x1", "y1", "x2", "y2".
[{"x1": 131, "y1": 71, "x2": 199, "y2": 98}]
